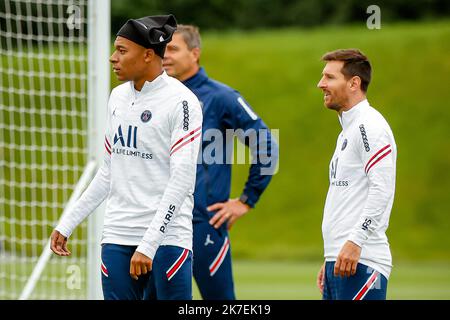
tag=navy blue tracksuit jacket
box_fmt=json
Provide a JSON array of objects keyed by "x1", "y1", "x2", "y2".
[{"x1": 183, "y1": 68, "x2": 278, "y2": 225}]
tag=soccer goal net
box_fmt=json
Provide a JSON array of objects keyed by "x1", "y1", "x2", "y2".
[{"x1": 0, "y1": 0, "x2": 109, "y2": 299}]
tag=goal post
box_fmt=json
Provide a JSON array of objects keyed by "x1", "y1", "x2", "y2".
[
  {"x1": 86, "y1": 0, "x2": 110, "y2": 300},
  {"x1": 0, "y1": 0, "x2": 110, "y2": 299}
]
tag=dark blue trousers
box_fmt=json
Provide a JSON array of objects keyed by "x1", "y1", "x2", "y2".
[
  {"x1": 101, "y1": 244, "x2": 192, "y2": 300},
  {"x1": 192, "y1": 221, "x2": 236, "y2": 300},
  {"x1": 323, "y1": 261, "x2": 388, "y2": 300}
]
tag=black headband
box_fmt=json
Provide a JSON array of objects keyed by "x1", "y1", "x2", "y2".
[{"x1": 117, "y1": 14, "x2": 177, "y2": 57}]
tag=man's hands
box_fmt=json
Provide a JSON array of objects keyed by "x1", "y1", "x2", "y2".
[
  {"x1": 130, "y1": 251, "x2": 153, "y2": 280},
  {"x1": 128, "y1": 198, "x2": 250, "y2": 281},
  {"x1": 334, "y1": 240, "x2": 362, "y2": 277},
  {"x1": 317, "y1": 262, "x2": 325, "y2": 295},
  {"x1": 50, "y1": 230, "x2": 71, "y2": 256},
  {"x1": 208, "y1": 198, "x2": 251, "y2": 230},
  {"x1": 317, "y1": 241, "x2": 362, "y2": 294}
]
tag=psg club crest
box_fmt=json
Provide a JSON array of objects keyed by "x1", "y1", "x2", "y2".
[
  {"x1": 141, "y1": 110, "x2": 152, "y2": 123},
  {"x1": 341, "y1": 139, "x2": 348, "y2": 151}
]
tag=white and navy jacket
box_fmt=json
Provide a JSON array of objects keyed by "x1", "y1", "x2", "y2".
[
  {"x1": 56, "y1": 71, "x2": 202, "y2": 260},
  {"x1": 322, "y1": 99, "x2": 397, "y2": 279}
]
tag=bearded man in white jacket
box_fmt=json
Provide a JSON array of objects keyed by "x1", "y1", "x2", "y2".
[{"x1": 316, "y1": 49, "x2": 397, "y2": 300}]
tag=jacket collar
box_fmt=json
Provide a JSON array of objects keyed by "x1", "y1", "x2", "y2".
[
  {"x1": 130, "y1": 71, "x2": 169, "y2": 98},
  {"x1": 182, "y1": 67, "x2": 209, "y2": 89},
  {"x1": 338, "y1": 99, "x2": 369, "y2": 130}
]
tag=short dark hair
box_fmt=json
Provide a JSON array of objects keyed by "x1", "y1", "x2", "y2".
[{"x1": 321, "y1": 49, "x2": 372, "y2": 92}]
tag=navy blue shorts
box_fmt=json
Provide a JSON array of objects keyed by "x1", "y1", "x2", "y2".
[
  {"x1": 101, "y1": 244, "x2": 192, "y2": 300},
  {"x1": 323, "y1": 261, "x2": 388, "y2": 300},
  {"x1": 192, "y1": 221, "x2": 235, "y2": 300}
]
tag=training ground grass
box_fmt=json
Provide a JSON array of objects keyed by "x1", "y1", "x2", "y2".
[
  {"x1": 2, "y1": 260, "x2": 450, "y2": 299},
  {"x1": 193, "y1": 260, "x2": 450, "y2": 300}
]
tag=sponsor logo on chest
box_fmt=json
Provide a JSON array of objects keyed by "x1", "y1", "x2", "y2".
[{"x1": 112, "y1": 124, "x2": 153, "y2": 160}]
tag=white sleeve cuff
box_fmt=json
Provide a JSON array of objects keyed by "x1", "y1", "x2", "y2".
[
  {"x1": 347, "y1": 231, "x2": 367, "y2": 248},
  {"x1": 55, "y1": 225, "x2": 73, "y2": 239},
  {"x1": 136, "y1": 241, "x2": 158, "y2": 260}
]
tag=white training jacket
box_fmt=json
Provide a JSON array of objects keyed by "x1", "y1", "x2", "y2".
[
  {"x1": 322, "y1": 99, "x2": 397, "y2": 279},
  {"x1": 56, "y1": 71, "x2": 202, "y2": 260}
]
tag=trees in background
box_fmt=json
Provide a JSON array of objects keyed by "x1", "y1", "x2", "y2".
[{"x1": 111, "y1": 0, "x2": 450, "y2": 32}]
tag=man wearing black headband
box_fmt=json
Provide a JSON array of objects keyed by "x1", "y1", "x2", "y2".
[{"x1": 51, "y1": 15, "x2": 203, "y2": 300}]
